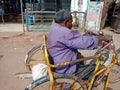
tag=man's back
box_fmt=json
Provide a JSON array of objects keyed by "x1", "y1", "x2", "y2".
[
  {"x1": 47, "y1": 23, "x2": 78, "y2": 74},
  {"x1": 47, "y1": 23, "x2": 98, "y2": 74}
]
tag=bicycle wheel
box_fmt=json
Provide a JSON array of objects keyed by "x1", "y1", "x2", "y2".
[
  {"x1": 25, "y1": 44, "x2": 46, "y2": 71},
  {"x1": 110, "y1": 65, "x2": 120, "y2": 83},
  {"x1": 92, "y1": 73, "x2": 109, "y2": 90},
  {"x1": 93, "y1": 81, "x2": 106, "y2": 90},
  {"x1": 25, "y1": 73, "x2": 87, "y2": 90},
  {"x1": 110, "y1": 48, "x2": 120, "y2": 83}
]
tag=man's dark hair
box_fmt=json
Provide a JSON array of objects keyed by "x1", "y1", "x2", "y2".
[{"x1": 54, "y1": 9, "x2": 72, "y2": 23}]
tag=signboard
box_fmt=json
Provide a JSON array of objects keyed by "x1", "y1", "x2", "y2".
[
  {"x1": 71, "y1": 0, "x2": 88, "y2": 12},
  {"x1": 71, "y1": 0, "x2": 88, "y2": 30},
  {"x1": 85, "y1": 1, "x2": 104, "y2": 31}
]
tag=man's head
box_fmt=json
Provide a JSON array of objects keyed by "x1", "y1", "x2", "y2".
[
  {"x1": 116, "y1": 0, "x2": 120, "y2": 4},
  {"x1": 54, "y1": 9, "x2": 73, "y2": 29}
]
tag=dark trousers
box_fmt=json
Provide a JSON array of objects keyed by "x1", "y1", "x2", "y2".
[{"x1": 75, "y1": 63, "x2": 96, "y2": 80}]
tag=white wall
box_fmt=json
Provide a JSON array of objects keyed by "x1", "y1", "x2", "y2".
[{"x1": 71, "y1": 0, "x2": 88, "y2": 12}]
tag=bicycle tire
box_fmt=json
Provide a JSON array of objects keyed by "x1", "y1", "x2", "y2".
[
  {"x1": 92, "y1": 81, "x2": 106, "y2": 90},
  {"x1": 92, "y1": 73, "x2": 108, "y2": 90},
  {"x1": 25, "y1": 44, "x2": 45, "y2": 71},
  {"x1": 109, "y1": 48, "x2": 120, "y2": 83},
  {"x1": 116, "y1": 48, "x2": 120, "y2": 66},
  {"x1": 109, "y1": 65, "x2": 120, "y2": 83},
  {"x1": 25, "y1": 73, "x2": 87, "y2": 90}
]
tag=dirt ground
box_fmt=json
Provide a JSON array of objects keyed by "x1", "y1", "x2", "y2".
[
  {"x1": 0, "y1": 32, "x2": 46, "y2": 90},
  {"x1": 0, "y1": 30, "x2": 120, "y2": 90}
]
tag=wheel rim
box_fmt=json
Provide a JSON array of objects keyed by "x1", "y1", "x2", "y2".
[
  {"x1": 31, "y1": 78, "x2": 85, "y2": 90},
  {"x1": 25, "y1": 45, "x2": 45, "y2": 71},
  {"x1": 28, "y1": 74, "x2": 87, "y2": 90}
]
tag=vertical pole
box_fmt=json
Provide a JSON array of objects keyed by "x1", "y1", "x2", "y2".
[
  {"x1": 20, "y1": 0, "x2": 25, "y2": 32},
  {"x1": 55, "y1": 0, "x2": 56, "y2": 11},
  {"x1": 30, "y1": 0, "x2": 32, "y2": 10},
  {"x1": 25, "y1": 9, "x2": 28, "y2": 32}
]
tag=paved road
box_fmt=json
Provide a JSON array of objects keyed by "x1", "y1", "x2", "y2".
[
  {"x1": 0, "y1": 22, "x2": 51, "y2": 32},
  {"x1": 0, "y1": 23, "x2": 23, "y2": 32}
]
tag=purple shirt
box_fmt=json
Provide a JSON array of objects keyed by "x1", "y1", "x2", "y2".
[{"x1": 47, "y1": 23, "x2": 98, "y2": 74}]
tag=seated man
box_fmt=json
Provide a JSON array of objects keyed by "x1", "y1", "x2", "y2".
[
  {"x1": 0, "y1": 5, "x2": 5, "y2": 23},
  {"x1": 47, "y1": 9, "x2": 112, "y2": 77},
  {"x1": 0, "y1": 8, "x2": 4, "y2": 14},
  {"x1": 0, "y1": 5, "x2": 4, "y2": 15},
  {"x1": 112, "y1": 1, "x2": 120, "y2": 33}
]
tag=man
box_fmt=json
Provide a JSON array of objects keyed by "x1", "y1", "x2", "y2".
[
  {"x1": 100, "y1": 0, "x2": 115, "y2": 29},
  {"x1": 0, "y1": 4, "x2": 4, "y2": 14},
  {"x1": 112, "y1": 1, "x2": 120, "y2": 30},
  {"x1": 47, "y1": 10, "x2": 112, "y2": 76}
]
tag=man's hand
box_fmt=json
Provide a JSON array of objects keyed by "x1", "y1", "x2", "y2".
[
  {"x1": 97, "y1": 35, "x2": 112, "y2": 43},
  {"x1": 103, "y1": 35, "x2": 112, "y2": 42},
  {"x1": 84, "y1": 31, "x2": 97, "y2": 36}
]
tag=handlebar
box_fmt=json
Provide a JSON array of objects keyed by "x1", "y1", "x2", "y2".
[
  {"x1": 84, "y1": 31, "x2": 104, "y2": 36},
  {"x1": 95, "y1": 40, "x2": 113, "y2": 55}
]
